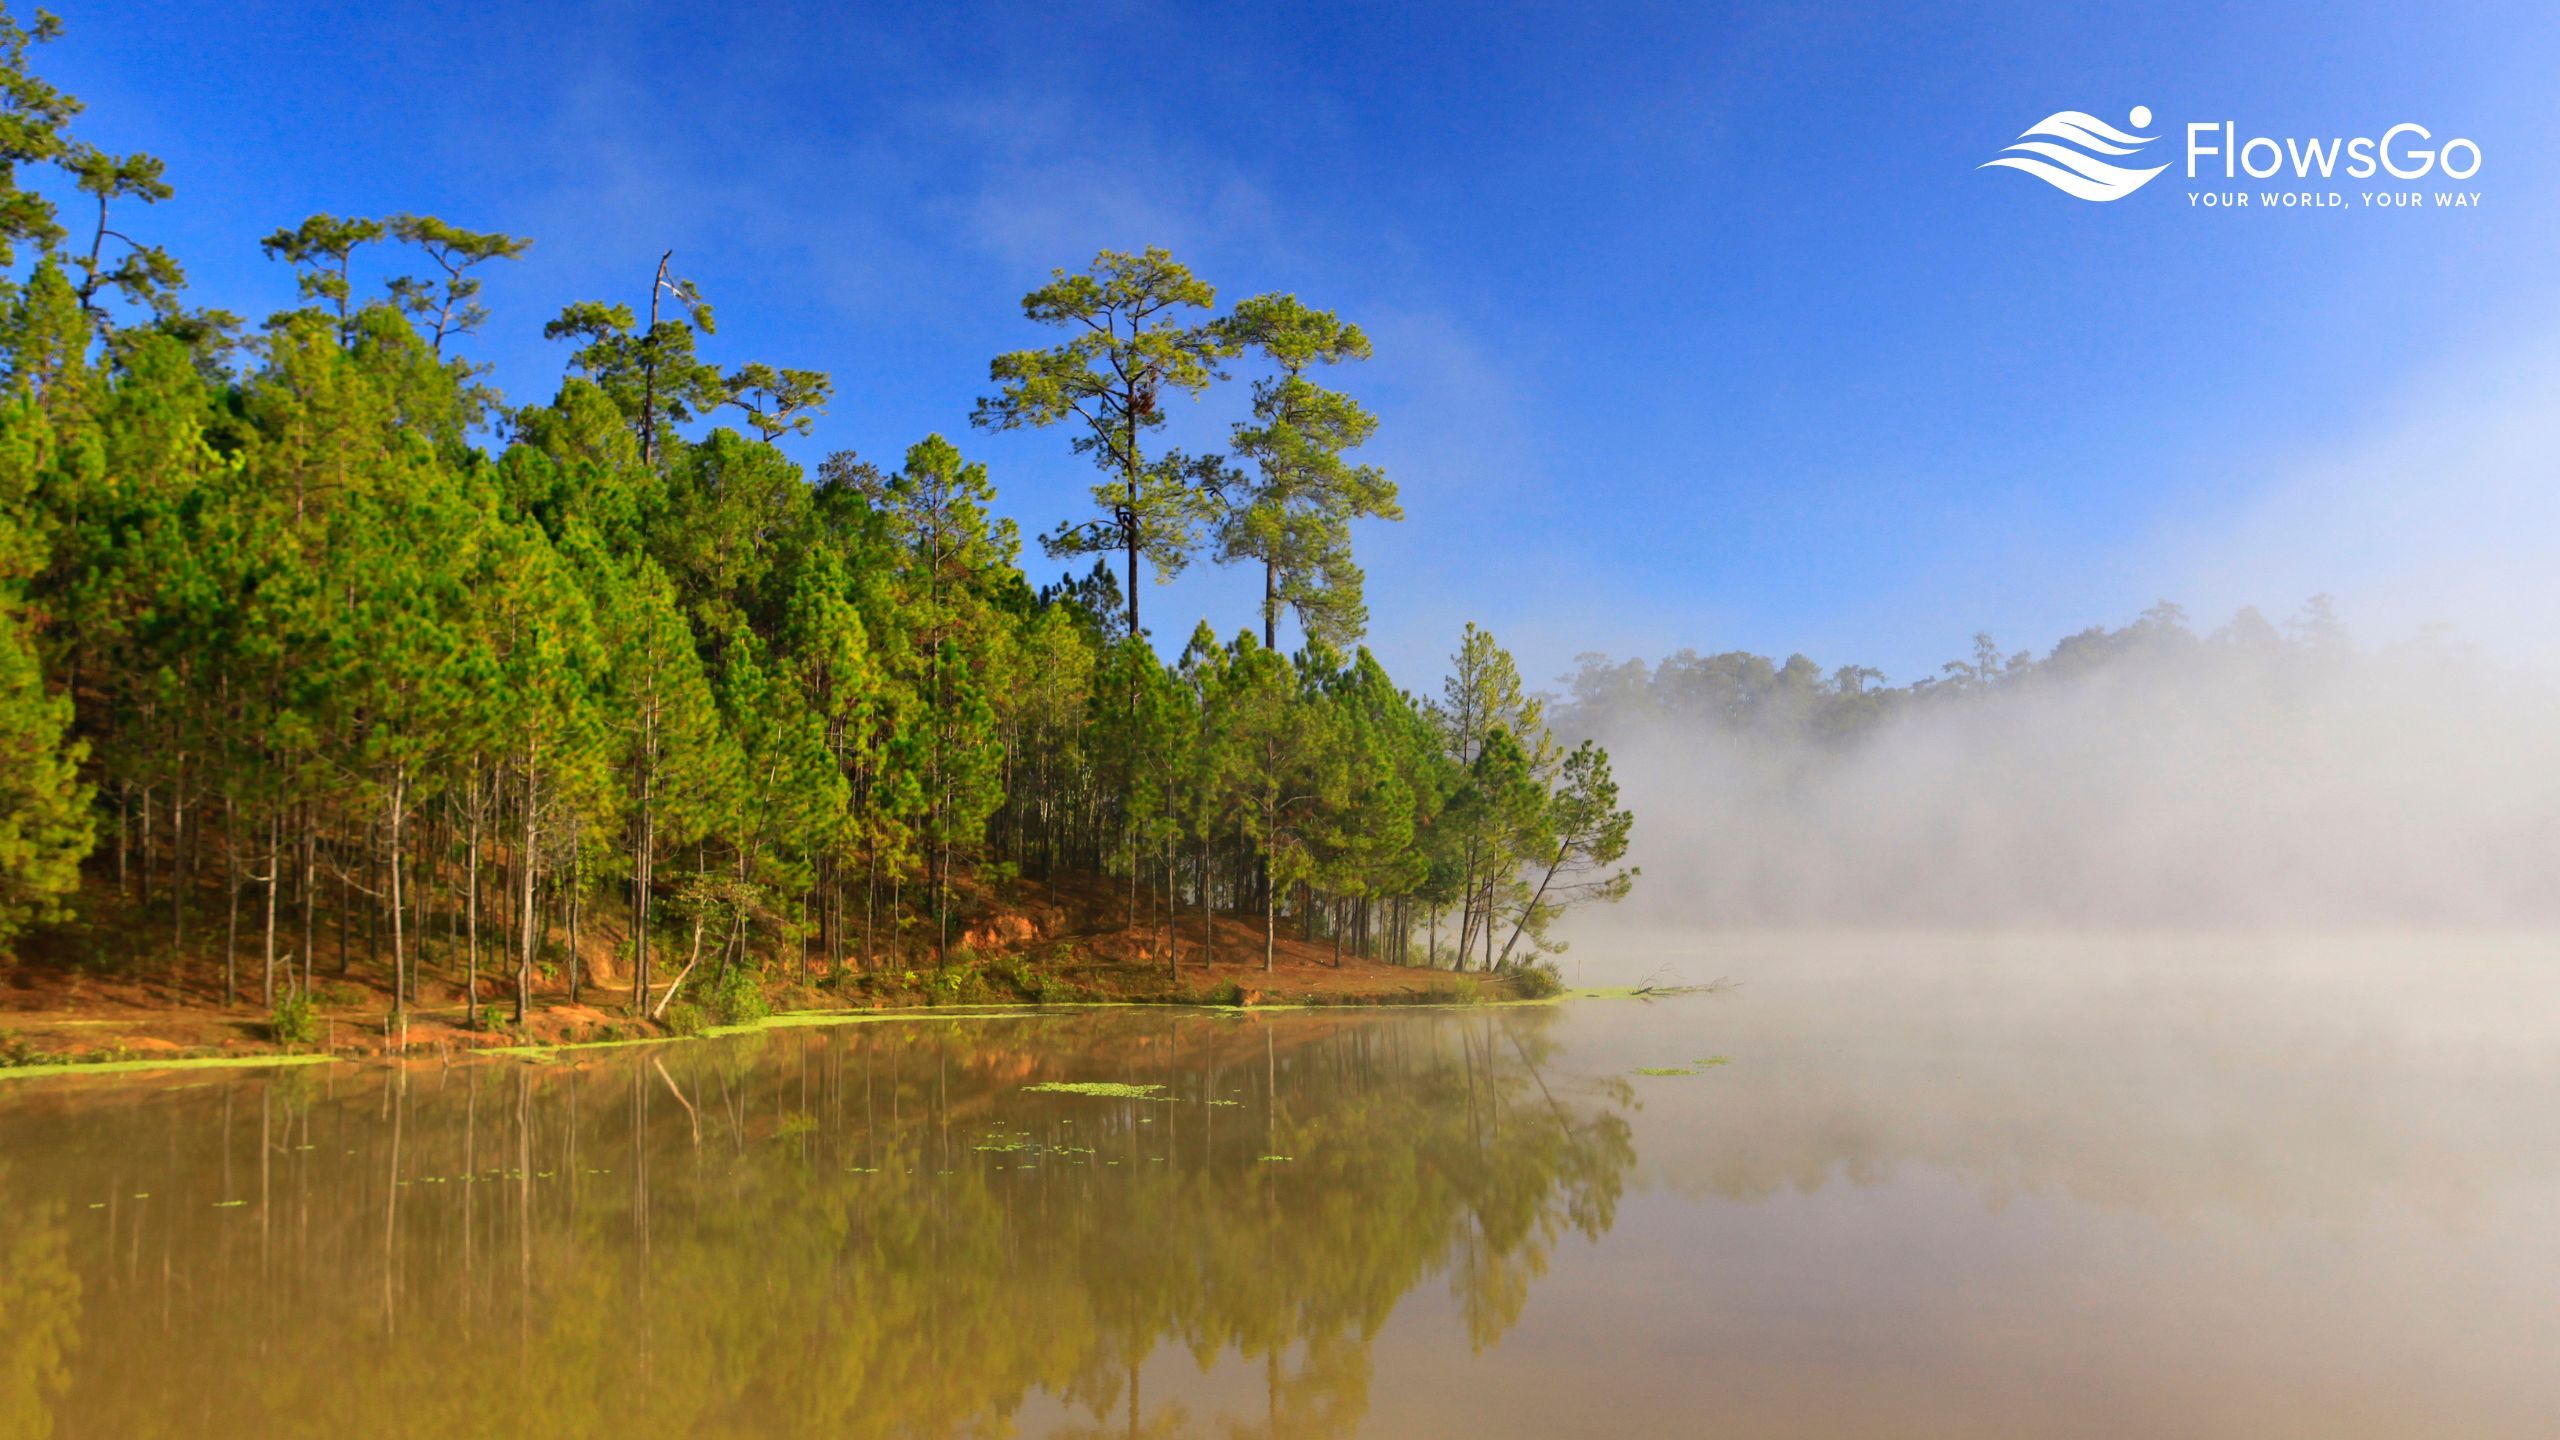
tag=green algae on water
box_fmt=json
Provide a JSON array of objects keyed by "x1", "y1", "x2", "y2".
[
  {"x1": 0, "y1": 1051, "x2": 342, "y2": 1083},
  {"x1": 1023, "y1": 1080, "x2": 1166, "y2": 1099}
]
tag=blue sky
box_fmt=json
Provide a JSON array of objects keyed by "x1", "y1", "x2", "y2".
[{"x1": 37, "y1": 0, "x2": 2560, "y2": 686}]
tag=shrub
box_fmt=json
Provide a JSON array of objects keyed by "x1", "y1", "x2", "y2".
[
  {"x1": 929, "y1": 958, "x2": 986, "y2": 1005},
  {"x1": 711, "y1": 966, "x2": 770, "y2": 1026},
  {"x1": 988, "y1": 952, "x2": 1068, "y2": 1003},
  {"x1": 1498, "y1": 958, "x2": 1567, "y2": 1001},
  {"x1": 663, "y1": 1000, "x2": 709, "y2": 1036},
  {"x1": 478, "y1": 1003, "x2": 509, "y2": 1033},
  {"x1": 269, "y1": 991, "x2": 319, "y2": 1048}
]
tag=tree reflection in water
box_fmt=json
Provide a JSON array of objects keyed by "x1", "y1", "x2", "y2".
[{"x1": 0, "y1": 1006, "x2": 1633, "y2": 1439}]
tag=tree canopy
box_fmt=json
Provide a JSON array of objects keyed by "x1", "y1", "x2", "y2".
[{"x1": 0, "y1": 5, "x2": 1635, "y2": 1014}]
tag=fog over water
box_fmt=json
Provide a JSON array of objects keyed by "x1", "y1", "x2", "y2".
[{"x1": 1553, "y1": 602, "x2": 2560, "y2": 933}]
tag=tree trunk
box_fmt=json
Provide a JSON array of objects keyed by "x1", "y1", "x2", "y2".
[
  {"x1": 639, "y1": 250, "x2": 670, "y2": 465},
  {"x1": 386, "y1": 780, "x2": 408, "y2": 1012},
  {"x1": 170, "y1": 777, "x2": 186, "y2": 959},
  {"x1": 1131, "y1": 504, "x2": 1152, "y2": 638},
  {"x1": 262, "y1": 812, "x2": 281, "y2": 1005},
  {"x1": 222, "y1": 797, "x2": 238, "y2": 1007},
  {"x1": 631, "y1": 777, "x2": 655, "y2": 1017},
  {"x1": 299, "y1": 808, "x2": 315, "y2": 996},
  {"x1": 516, "y1": 758, "x2": 538, "y2": 1026},
  {"x1": 465, "y1": 800, "x2": 482, "y2": 1025},
  {"x1": 649, "y1": 914, "x2": 707, "y2": 1022}
]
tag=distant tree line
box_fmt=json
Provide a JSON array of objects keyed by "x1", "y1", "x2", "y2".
[
  {"x1": 1554, "y1": 597, "x2": 2367, "y2": 746},
  {"x1": 0, "y1": 6, "x2": 1634, "y2": 1015}
]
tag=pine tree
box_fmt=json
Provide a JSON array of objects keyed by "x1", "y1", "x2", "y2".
[
  {"x1": 972, "y1": 247, "x2": 1231, "y2": 639},
  {"x1": 1216, "y1": 294, "x2": 1400, "y2": 649}
]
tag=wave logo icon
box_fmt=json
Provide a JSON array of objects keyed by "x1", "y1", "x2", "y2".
[{"x1": 1982, "y1": 105, "x2": 2167, "y2": 202}]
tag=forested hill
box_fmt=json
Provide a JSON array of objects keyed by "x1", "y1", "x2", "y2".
[
  {"x1": 0, "y1": 6, "x2": 1633, "y2": 1033},
  {"x1": 1550, "y1": 598, "x2": 2361, "y2": 747}
]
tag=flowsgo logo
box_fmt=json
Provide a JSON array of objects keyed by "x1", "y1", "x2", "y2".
[
  {"x1": 1984, "y1": 105, "x2": 2484, "y2": 210},
  {"x1": 1982, "y1": 106, "x2": 2168, "y2": 201}
]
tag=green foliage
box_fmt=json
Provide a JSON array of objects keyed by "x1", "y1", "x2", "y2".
[
  {"x1": 260, "y1": 213, "x2": 384, "y2": 323},
  {"x1": 984, "y1": 950, "x2": 1077, "y2": 1004},
  {"x1": 662, "y1": 1000, "x2": 709, "y2": 1037},
  {"x1": 383, "y1": 213, "x2": 529, "y2": 355},
  {"x1": 0, "y1": 16, "x2": 1639, "y2": 1016},
  {"x1": 0, "y1": 6, "x2": 80, "y2": 268},
  {"x1": 1022, "y1": 1081, "x2": 1166, "y2": 1099},
  {"x1": 972, "y1": 247, "x2": 1231, "y2": 638},
  {"x1": 1216, "y1": 293, "x2": 1399, "y2": 648},
  {"x1": 1498, "y1": 958, "x2": 1566, "y2": 1000},
  {"x1": 268, "y1": 992, "x2": 318, "y2": 1048},
  {"x1": 0, "y1": 595, "x2": 87, "y2": 942},
  {"x1": 720, "y1": 361, "x2": 830, "y2": 441},
  {"x1": 710, "y1": 965, "x2": 770, "y2": 1027}
]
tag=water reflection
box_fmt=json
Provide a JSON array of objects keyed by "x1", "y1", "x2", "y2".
[
  {"x1": 0, "y1": 1007, "x2": 1633, "y2": 1439},
  {"x1": 21, "y1": 941, "x2": 2555, "y2": 1438}
]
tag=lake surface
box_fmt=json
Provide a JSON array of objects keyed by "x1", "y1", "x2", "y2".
[{"x1": 3, "y1": 934, "x2": 2557, "y2": 1437}]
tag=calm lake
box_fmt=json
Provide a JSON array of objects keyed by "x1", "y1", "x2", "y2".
[{"x1": 3, "y1": 934, "x2": 2556, "y2": 1437}]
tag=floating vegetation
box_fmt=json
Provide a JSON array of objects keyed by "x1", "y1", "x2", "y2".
[
  {"x1": 212, "y1": 1200, "x2": 246, "y2": 1208},
  {"x1": 1695, "y1": 1055, "x2": 1732, "y2": 1066},
  {"x1": 1632, "y1": 1066, "x2": 1696, "y2": 1077},
  {"x1": 1023, "y1": 1081, "x2": 1166, "y2": 1099},
  {"x1": 1258, "y1": 1155, "x2": 1293, "y2": 1163},
  {"x1": 0, "y1": 1051, "x2": 341, "y2": 1082},
  {"x1": 976, "y1": 1127, "x2": 1097, "y2": 1164}
]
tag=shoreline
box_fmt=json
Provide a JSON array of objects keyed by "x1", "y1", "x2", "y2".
[{"x1": 0, "y1": 984, "x2": 1652, "y2": 1085}]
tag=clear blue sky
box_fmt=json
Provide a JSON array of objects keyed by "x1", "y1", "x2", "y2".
[{"x1": 37, "y1": 0, "x2": 2560, "y2": 685}]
